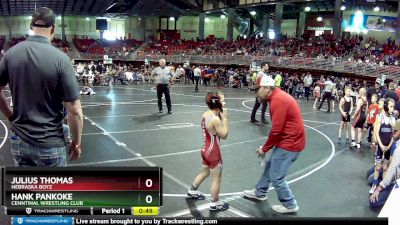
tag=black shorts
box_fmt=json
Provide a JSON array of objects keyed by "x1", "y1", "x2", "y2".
[
  {"x1": 341, "y1": 112, "x2": 350, "y2": 122},
  {"x1": 376, "y1": 145, "x2": 391, "y2": 162},
  {"x1": 365, "y1": 124, "x2": 373, "y2": 130},
  {"x1": 352, "y1": 114, "x2": 366, "y2": 128}
]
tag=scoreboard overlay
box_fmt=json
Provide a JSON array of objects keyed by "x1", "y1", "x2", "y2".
[{"x1": 1, "y1": 167, "x2": 162, "y2": 216}]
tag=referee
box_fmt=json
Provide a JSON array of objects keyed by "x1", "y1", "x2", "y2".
[
  {"x1": 250, "y1": 62, "x2": 269, "y2": 123},
  {"x1": 152, "y1": 59, "x2": 173, "y2": 114}
]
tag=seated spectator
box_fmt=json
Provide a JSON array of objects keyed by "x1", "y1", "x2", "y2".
[{"x1": 80, "y1": 86, "x2": 96, "y2": 95}]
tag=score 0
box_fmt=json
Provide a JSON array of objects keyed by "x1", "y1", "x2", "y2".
[
  {"x1": 140, "y1": 177, "x2": 159, "y2": 206},
  {"x1": 141, "y1": 177, "x2": 158, "y2": 190},
  {"x1": 145, "y1": 178, "x2": 153, "y2": 188},
  {"x1": 145, "y1": 179, "x2": 153, "y2": 204}
]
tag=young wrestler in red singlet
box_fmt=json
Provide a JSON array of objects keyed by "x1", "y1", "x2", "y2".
[{"x1": 187, "y1": 92, "x2": 229, "y2": 211}]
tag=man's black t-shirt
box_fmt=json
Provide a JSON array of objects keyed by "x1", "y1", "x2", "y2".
[{"x1": 0, "y1": 35, "x2": 79, "y2": 148}]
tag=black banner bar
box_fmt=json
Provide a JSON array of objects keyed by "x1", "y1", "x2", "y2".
[
  {"x1": 71, "y1": 218, "x2": 388, "y2": 225},
  {"x1": 205, "y1": 218, "x2": 388, "y2": 225}
]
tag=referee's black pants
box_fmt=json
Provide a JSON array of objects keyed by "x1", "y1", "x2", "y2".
[
  {"x1": 157, "y1": 84, "x2": 171, "y2": 112},
  {"x1": 251, "y1": 97, "x2": 268, "y2": 121},
  {"x1": 304, "y1": 86, "x2": 311, "y2": 101},
  {"x1": 317, "y1": 91, "x2": 332, "y2": 112},
  {"x1": 194, "y1": 77, "x2": 200, "y2": 91}
]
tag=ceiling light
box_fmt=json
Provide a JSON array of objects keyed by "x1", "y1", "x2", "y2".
[
  {"x1": 317, "y1": 17, "x2": 322, "y2": 21},
  {"x1": 169, "y1": 17, "x2": 175, "y2": 21},
  {"x1": 305, "y1": 7, "x2": 311, "y2": 12},
  {"x1": 383, "y1": 19, "x2": 386, "y2": 22},
  {"x1": 341, "y1": 6, "x2": 346, "y2": 11},
  {"x1": 86, "y1": 17, "x2": 90, "y2": 21},
  {"x1": 106, "y1": 3, "x2": 117, "y2": 11},
  {"x1": 220, "y1": 15, "x2": 226, "y2": 19},
  {"x1": 250, "y1": 11, "x2": 256, "y2": 16},
  {"x1": 374, "y1": 6, "x2": 380, "y2": 12}
]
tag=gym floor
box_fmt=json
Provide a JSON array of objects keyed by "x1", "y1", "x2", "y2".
[{"x1": 0, "y1": 84, "x2": 380, "y2": 218}]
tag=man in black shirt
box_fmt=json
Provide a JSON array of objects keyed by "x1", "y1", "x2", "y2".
[
  {"x1": 384, "y1": 82, "x2": 399, "y2": 103},
  {"x1": 0, "y1": 7, "x2": 83, "y2": 166},
  {"x1": 367, "y1": 78, "x2": 385, "y2": 105}
]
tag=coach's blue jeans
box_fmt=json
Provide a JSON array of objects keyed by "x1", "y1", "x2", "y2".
[
  {"x1": 255, "y1": 147, "x2": 299, "y2": 209},
  {"x1": 10, "y1": 132, "x2": 67, "y2": 167}
]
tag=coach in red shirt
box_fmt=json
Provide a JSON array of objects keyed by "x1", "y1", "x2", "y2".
[{"x1": 244, "y1": 75, "x2": 306, "y2": 214}]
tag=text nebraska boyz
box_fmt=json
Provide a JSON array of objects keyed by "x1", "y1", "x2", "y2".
[
  {"x1": 10, "y1": 177, "x2": 83, "y2": 206},
  {"x1": 11, "y1": 177, "x2": 74, "y2": 190}
]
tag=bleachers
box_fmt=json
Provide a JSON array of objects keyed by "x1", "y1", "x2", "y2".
[
  {"x1": 73, "y1": 38, "x2": 97, "y2": 52},
  {"x1": 8, "y1": 36, "x2": 70, "y2": 53},
  {"x1": 144, "y1": 37, "x2": 265, "y2": 56},
  {"x1": 268, "y1": 34, "x2": 359, "y2": 58},
  {"x1": 51, "y1": 38, "x2": 70, "y2": 53},
  {"x1": 73, "y1": 38, "x2": 142, "y2": 56},
  {"x1": 9, "y1": 36, "x2": 27, "y2": 47}
]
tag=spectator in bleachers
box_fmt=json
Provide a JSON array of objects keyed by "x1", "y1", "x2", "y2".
[
  {"x1": 80, "y1": 86, "x2": 96, "y2": 95},
  {"x1": 73, "y1": 38, "x2": 142, "y2": 56},
  {"x1": 76, "y1": 63, "x2": 84, "y2": 76}
]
